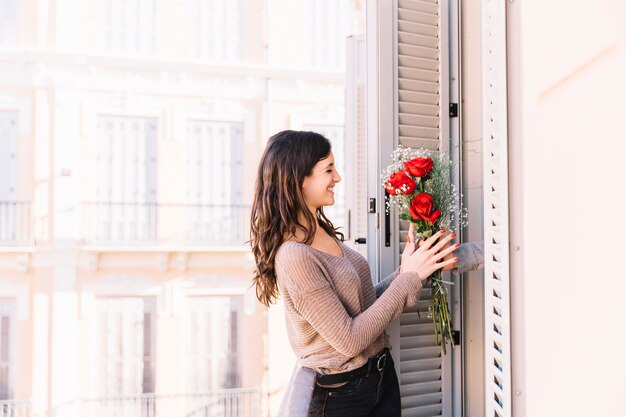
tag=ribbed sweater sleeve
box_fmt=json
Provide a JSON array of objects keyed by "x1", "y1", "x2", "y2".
[
  {"x1": 374, "y1": 267, "x2": 400, "y2": 298},
  {"x1": 456, "y1": 241, "x2": 484, "y2": 273},
  {"x1": 276, "y1": 244, "x2": 423, "y2": 358}
]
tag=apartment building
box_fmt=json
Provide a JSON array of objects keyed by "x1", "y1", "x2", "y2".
[{"x1": 0, "y1": 1, "x2": 363, "y2": 416}]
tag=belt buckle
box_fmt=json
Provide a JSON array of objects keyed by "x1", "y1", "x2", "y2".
[{"x1": 376, "y1": 352, "x2": 387, "y2": 372}]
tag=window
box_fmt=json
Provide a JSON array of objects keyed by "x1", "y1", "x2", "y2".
[
  {"x1": 0, "y1": 111, "x2": 20, "y2": 243},
  {"x1": 0, "y1": 299, "x2": 15, "y2": 400},
  {"x1": 307, "y1": 0, "x2": 352, "y2": 69},
  {"x1": 0, "y1": 0, "x2": 18, "y2": 47},
  {"x1": 101, "y1": 0, "x2": 156, "y2": 55},
  {"x1": 189, "y1": 0, "x2": 242, "y2": 62},
  {"x1": 94, "y1": 297, "x2": 156, "y2": 396},
  {"x1": 185, "y1": 121, "x2": 243, "y2": 244},
  {"x1": 303, "y1": 124, "x2": 348, "y2": 233},
  {"x1": 92, "y1": 116, "x2": 157, "y2": 242},
  {"x1": 186, "y1": 296, "x2": 241, "y2": 391}
]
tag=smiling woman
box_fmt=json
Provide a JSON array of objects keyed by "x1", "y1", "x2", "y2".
[{"x1": 249, "y1": 130, "x2": 461, "y2": 416}]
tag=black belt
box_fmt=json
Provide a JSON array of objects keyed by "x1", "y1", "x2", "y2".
[{"x1": 316, "y1": 348, "x2": 391, "y2": 385}]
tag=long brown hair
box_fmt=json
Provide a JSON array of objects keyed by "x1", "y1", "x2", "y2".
[{"x1": 250, "y1": 130, "x2": 344, "y2": 306}]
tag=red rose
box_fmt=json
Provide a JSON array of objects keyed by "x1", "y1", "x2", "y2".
[
  {"x1": 384, "y1": 171, "x2": 416, "y2": 196},
  {"x1": 409, "y1": 193, "x2": 441, "y2": 224},
  {"x1": 404, "y1": 157, "x2": 433, "y2": 178}
]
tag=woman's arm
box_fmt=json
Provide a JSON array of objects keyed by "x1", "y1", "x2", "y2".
[
  {"x1": 376, "y1": 241, "x2": 484, "y2": 299},
  {"x1": 277, "y1": 245, "x2": 423, "y2": 358},
  {"x1": 454, "y1": 241, "x2": 484, "y2": 273},
  {"x1": 374, "y1": 267, "x2": 400, "y2": 298}
]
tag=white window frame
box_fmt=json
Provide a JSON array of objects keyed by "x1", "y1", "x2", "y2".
[
  {"x1": 184, "y1": 119, "x2": 244, "y2": 245},
  {"x1": 188, "y1": 0, "x2": 242, "y2": 63},
  {"x1": 86, "y1": 114, "x2": 158, "y2": 243},
  {"x1": 306, "y1": 0, "x2": 352, "y2": 70},
  {"x1": 184, "y1": 294, "x2": 243, "y2": 392},
  {"x1": 0, "y1": 298, "x2": 16, "y2": 401},
  {"x1": 99, "y1": 0, "x2": 157, "y2": 56},
  {"x1": 0, "y1": 0, "x2": 19, "y2": 47},
  {"x1": 92, "y1": 295, "x2": 157, "y2": 397}
]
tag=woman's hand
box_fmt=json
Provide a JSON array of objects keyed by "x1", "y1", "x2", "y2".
[{"x1": 400, "y1": 224, "x2": 459, "y2": 280}]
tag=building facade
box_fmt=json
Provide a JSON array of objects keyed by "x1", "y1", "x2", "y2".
[{"x1": 0, "y1": 1, "x2": 364, "y2": 416}]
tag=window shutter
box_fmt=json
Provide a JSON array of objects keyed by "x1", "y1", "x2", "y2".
[
  {"x1": 190, "y1": 0, "x2": 241, "y2": 62},
  {"x1": 102, "y1": 0, "x2": 156, "y2": 55},
  {"x1": 185, "y1": 121, "x2": 243, "y2": 244},
  {"x1": 95, "y1": 116, "x2": 157, "y2": 242},
  {"x1": 0, "y1": 0, "x2": 18, "y2": 47},
  {"x1": 0, "y1": 299, "x2": 15, "y2": 400},
  {"x1": 397, "y1": 0, "x2": 452, "y2": 415},
  {"x1": 376, "y1": 0, "x2": 454, "y2": 415},
  {"x1": 0, "y1": 111, "x2": 18, "y2": 242},
  {"x1": 95, "y1": 297, "x2": 147, "y2": 397},
  {"x1": 482, "y1": 1, "x2": 512, "y2": 416},
  {"x1": 186, "y1": 296, "x2": 241, "y2": 391},
  {"x1": 308, "y1": 0, "x2": 352, "y2": 69},
  {"x1": 0, "y1": 111, "x2": 18, "y2": 202}
]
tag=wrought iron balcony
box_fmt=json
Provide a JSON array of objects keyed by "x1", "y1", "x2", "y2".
[
  {"x1": 0, "y1": 202, "x2": 33, "y2": 246},
  {"x1": 81, "y1": 388, "x2": 260, "y2": 417},
  {"x1": 0, "y1": 399, "x2": 31, "y2": 417},
  {"x1": 80, "y1": 202, "x2": 249, "y2": 247}
]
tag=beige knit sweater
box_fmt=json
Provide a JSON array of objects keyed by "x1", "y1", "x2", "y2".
[{"x1": 275, "y1": 240, "x2": 423, "y2": 374}]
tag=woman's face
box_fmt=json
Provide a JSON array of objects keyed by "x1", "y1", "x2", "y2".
[{"x1": 301, "y1": 152, "x2": 342, "y2": 213}]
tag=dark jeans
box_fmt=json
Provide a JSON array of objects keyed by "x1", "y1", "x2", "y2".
[{"x1": 308, "y1": 353, "x2": 401, "y2": 417}]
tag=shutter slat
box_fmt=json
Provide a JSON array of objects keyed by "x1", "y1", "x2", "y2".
[
  {"x1": 400, "y1": 380, "x2": 442, "y2": 396},
  {"x1": 399, "y1": 114, "x2": 439, "y2": 128},
  {"x1": 398, "y1": 78, "x2": 438, "y2": 94},
  {"x1": 398, "y1": 21, "x2": 438, "y2": 38},
  {"x1": 398, "y1": 0, "x2": 439, "y2": 14},
  {"x1": 399, "y1": 56, "x2": 438, "y2": 71},
  {"x1": 401, "y1": 403, "x2": 443, "y2": 416},
  {"x1": 399, "y1": 67, "x2": 438, "y2": 83},
  {"x1": 398, "y1": 8, "x2": 438, "y2": 26},
  {"x1": 400, "y1": 368, "x2": 442, "y2": 383},
  {"x1": 399, "y1": 31, "x2": 438, "y2": 49},
  {"x1": 399, "y1": 125, "x2": 439, "y2": 139},
  {"x1": 399, "y1": 44, "x2": 438, "y2": 60}
]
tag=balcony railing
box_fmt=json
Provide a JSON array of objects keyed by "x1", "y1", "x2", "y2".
[
  {"x1": 0, "y1": 399, "x2": 31, "y2": 417},
  {"x1": 81, "y1": 202, "x2": 249, "y2": 246},
  {"x1": 0, "y1": 202, "x2": 33, "y2": 246},
  {"x1": 81, "y1": 388, "x2": 260, "y2": 417}
]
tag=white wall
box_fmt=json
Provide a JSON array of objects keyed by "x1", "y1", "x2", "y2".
[{"x1": 508, "y1": 1, "x2": 626, "y2": 416}]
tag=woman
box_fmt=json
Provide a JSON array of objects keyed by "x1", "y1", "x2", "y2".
[{"x1": 250, "y1": 130, "x2": 483, "y2": 417}]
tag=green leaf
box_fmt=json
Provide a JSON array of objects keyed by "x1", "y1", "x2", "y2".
[{"x1": 399, "y1": 213, "x2": 411, "y2": 221}]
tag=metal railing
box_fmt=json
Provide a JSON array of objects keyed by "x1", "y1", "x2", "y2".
[
  {"x1": 81, "y1": 202, "x2": 249, "y2": 246},
  {"x1": 0, "y1": 399, "x2": 31, "y2": 417},
  {"x1": 82, "y1": 387, "x2": 260, "y2": 417},
  {"x1": 0, "y1": 202, "x2": 32, "y2": 246}
]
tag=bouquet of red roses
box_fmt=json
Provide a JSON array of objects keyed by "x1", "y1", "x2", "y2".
[{"x1": 382, "y1": 146, "x2": 466, "y2": 353}]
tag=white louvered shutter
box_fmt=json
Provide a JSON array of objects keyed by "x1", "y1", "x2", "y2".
[
  {"x1": 378, "y1": 0, "x2": 455, "y2": 415},
  {"x1": 346, "y1": 35, "x2": 368, "y2": 254},
  {"x1": 397, "y1": 1, "x2": 452, "y2": 416},
  {"x1": 0, "y1": 0, "x2": 18, "y2": 47},
  {"x1": 0, "y1": 299, "x2": 15, "y2": 400},
  {"x1": 0, "y1": 112, "x2": 18, "y2": 242},
  {"x1": 482, "y1": 1, "x2": 512, "y2": 416},
  {"x1": 307, "y1": 0, "x2": 352, "y2": 69},
  {"x1": 190, "y1": 0, "x2": 242, "y2": 62},
  {"x1": 95, "y1": 297, "x2": 145, "y2": 398},
  {"x1": 186, "y1": 296, "x2": 241, "y2": 392},
  {"x1": 102, "y1": 0, "x2": 156, "y2": 55},
  {"x1": 185, "y1": 121, "x2": 243, "y2": 244},
  {"x1": 95, "y1": 116, "x2": 157, "y2": 242}
]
